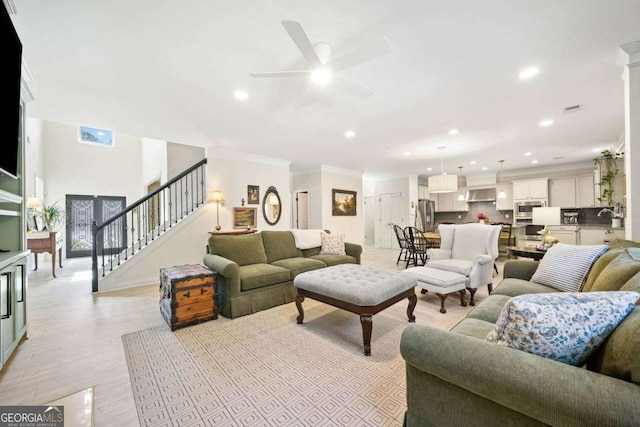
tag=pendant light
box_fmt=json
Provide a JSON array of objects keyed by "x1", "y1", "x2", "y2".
[
  {"x1": 428, "y1": 147, "x2": 458, "y2": 193},
  {"x1": 498, "y1": 160, "x2": 507, "y2": 199},
  {"x1": 457, "y1": 166, "x2": 465, "y2": 201}
]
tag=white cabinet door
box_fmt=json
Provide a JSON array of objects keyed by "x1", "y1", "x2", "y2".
[
  {"x1": 512, "y1": 181, "x2": 530, "y2": 200},
  {"x1": 529, "y1": 179, "x2": 549, "y2": 199},
  {"x1": 580, "y1": 228, "x2": 607, "y2": 245},
  {"x1": 437, "y1": 192, "x2": 454, "y2": 212},
  {"x1": 496, "y1": 183, "x2": 513, "y2": 210},
  {"x1": 418, "y1": 185, "x2": 429, "y2": 199},
  {"x1": 453, "y1": 186, "x2": 469, "y2": 212},
  {"x1": 576, "y1": 175, "x2": 595, "y2": 207},
  {"x1": 550, "y1": 178, "x2": 576, "y2": 208}
]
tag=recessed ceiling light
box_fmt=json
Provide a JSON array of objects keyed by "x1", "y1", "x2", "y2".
[
  {"x1": 427, "y1": 167, "x2": 433, "y2": 171},
  {"x1": 519, "y1": 67, "x2": 540, "y2": 80},
  {"x1": 403, "y1": 151, "x2": 411, "y2": 156},
  {"x1": 539, "y1": 119, "x2": 554, "y2": 127},
  {"x1": 310, "y1": 68, "x2": 333, "y2": 86},
  {"x1": 469, "y1": 161, "x2": 476, "y2": 165},
  {"x1": 482, "y1": 166, "x2": 488, "y2": 171},
  {"x1": 592, "y1": 148, "x2": 602, "y2": 153},
  {"x1": 448, "y1": 129, "x2": 459, "y2": 135},
  {"x1": 532, "y1": 160, "x2": 539, "y2": 164},
  {"x1": 344, "y1": 130, "x2": 356, "y2": 139},
  {"x1": 234, "y1": 90, "x2": 249, "y2": 101},
  {"x1": 553, "y1": 156, "x2": 564, "y2": 160},
  {"x1": 524, "y1": 152, "x2": 532, "y2": 156}
]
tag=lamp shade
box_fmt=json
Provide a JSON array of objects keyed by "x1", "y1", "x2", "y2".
[
  {"x1": 210, "y1": 190, "x2": 225, "y2": 203},
  {"x1": 428, "y1": 174, "x2": 458, "y2": 193},
  {"x1": 26, "y1": 197, "x2": 41, "y2": 209},
  {"x1": 498, "y1": 189, "x2": 507, "y2": 199}
]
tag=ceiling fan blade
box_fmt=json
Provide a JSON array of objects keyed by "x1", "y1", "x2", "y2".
[
  {"x1": 327, "y1": 36, "x2": 391, "y2": 72},
  {"x1": 334, "y1": 75, "x2": 375, "y2": 99},
  {"x1": 250, "y1": 71, "x2": 311, "y2": 78},
  {"x1": 281, "y1": 20, "x2": 322, "y2": 68}
]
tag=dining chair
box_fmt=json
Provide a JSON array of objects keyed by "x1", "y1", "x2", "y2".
[
  {"x1": 404, "y1": 226, "x2": 437, "y2": 268},
  {"x1": 492, "y1": 222, "x2": 515, "y2": 273},
  {"x1": 393, "y1": 224, "x2": 410, "y2": 265}
]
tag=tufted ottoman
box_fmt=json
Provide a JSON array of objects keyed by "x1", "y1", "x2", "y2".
[
  {"x1": 403, "y1": 266, "x2": 467, "y2": 314},
  {"x1": 293, "y1": 264, "x2": 417, "y2": 356}
]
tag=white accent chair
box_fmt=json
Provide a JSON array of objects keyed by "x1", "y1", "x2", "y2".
[{"x1": 426, "y1": 223, "x2": 501, "y2": 306}]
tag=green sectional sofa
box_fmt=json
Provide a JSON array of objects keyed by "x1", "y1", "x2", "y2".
[
  {"x1": 203, "y1": 230, "x2": 362, "y2": 318},
  {"x1": 401, "y1": 240, "x2": 640, "y2": 426}
]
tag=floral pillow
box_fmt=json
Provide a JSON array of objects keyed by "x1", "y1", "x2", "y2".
[
  {"x1": 320, "y1": 232, "x2": 346, "y2": 255},
  {"x1": 486, "y1": 291, "x2": 639, "y2": 366}
]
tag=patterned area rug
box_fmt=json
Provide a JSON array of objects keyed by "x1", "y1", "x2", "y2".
[{"x1": 122, "y1": 298, "x2": 423, "y2": 427}]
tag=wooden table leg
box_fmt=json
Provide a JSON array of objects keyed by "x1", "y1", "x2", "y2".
[
  {"x1": 295, "y1": 293, "x2": 305, "y2": 324},
  {"x1": 33, "y1": 253, "x2": 38, "y2": 271},
  {"x1": 51, "y1": 249, "x2": 57, "y2": 278},
  {"x1": 58, "y1": 247, "x2": 63, "y2": 268},
  {"x1": 407, "y1": 293, "x2": 417, "y2": 322},
  {"x1": 360, "y1": 315, "x2": 373, "y2": 356}
]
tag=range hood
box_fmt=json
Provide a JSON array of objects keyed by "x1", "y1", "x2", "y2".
[{"x1": 466, "y1": 187, "x2": 496, "y2": 202}]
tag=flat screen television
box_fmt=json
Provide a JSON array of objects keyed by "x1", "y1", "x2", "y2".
[{"x1": 0, "y1": 6, "x2": 22, "y2": 180}]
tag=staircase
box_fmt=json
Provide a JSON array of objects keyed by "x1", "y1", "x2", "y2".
[{"x1": 91, "y1": 159, "x2": 207, "y2": 292}]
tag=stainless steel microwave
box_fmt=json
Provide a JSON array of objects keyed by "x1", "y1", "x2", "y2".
[{"x1": 515, "y1": 200, "x2": 546, "y2": 218}]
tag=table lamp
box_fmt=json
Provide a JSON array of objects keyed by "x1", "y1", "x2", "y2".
[
  {"x1": 210, "y1": 190, "x2": 225, "y2": 231},
  {"x1": 26, "y1": 197, "x2": 41, "y2": 231}
]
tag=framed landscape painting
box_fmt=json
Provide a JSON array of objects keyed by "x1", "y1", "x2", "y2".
[
  {"x1": 233, "y1": 207, "x2": 257, "y2": 229},
  {"x1": 332, "y1": 189, "x2": 357, "y2": 216},
  {"x1": 78, "y1": 126, "x2": 114, "y2": 147}
]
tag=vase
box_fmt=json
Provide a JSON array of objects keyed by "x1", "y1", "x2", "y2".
[{"x1": 612, "y1": 218, "x2": 622, "y2": 229}]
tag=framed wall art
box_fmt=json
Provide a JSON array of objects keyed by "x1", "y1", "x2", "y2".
[
  {"x1": 78, "y1": 126, "x2": 115, "y2": 147},
  {"x1": 332, "y1": 189, "x2": 357, "y2": 216},
  {"x1": 247, "y1": 185, "x2": 260, "y2": 204},
  {"x1": 233, "y1": 207, "x2": 257, "y2": 229}
]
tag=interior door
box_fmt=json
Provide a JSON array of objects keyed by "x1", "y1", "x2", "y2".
[
  {"x1": 66, "y1": 195, "x2": 127, "y2": 258},
  {"x1": 379, "y1": 193, "x2": 403, "y2": 248},
  {"x1": 293, "y1": 191, "x2": 309, "y2": 229}
]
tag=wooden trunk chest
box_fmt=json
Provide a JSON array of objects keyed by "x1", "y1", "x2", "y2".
[{"x1": 159, "y1": 264, "x2": 217, "y2": 331}]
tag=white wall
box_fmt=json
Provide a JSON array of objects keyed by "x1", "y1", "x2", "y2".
[
  {"x1": 320, "y1": 169, "x2": 364, "y2": 245},
  {"x1": 24, "y1": 118, "x2": 44, "y2": 198},
  {"x1": 167, "y1": 142, "x2": 206, "y2": 180},
  {"x1": 141, "y1": 137, "x2": 167, "y2": 187},
  {"x1": 207, "y1": 150, "x2": 291, "y2": 231}
]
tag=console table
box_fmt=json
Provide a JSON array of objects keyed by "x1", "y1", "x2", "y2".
[
  {"x1": 27, "y1": 231, "x2": 63, "y2": 278},
  {"x1": 208, "y1": 229, "x2": 258, "y2": 236}
]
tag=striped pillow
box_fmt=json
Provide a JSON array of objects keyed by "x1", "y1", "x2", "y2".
[{"x1": 530, "y1": 243, "x2": 608, "y2": 292}]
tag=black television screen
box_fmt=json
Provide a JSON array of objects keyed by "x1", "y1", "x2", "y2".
[{"x1": 0, "y1": 6, "x2": 22, "y2": 179}]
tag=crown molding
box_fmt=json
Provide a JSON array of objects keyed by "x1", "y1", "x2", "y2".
[
  {"x1": 207, "y1": 148, "x2": 290, "y2": 168},
  {"x1": 498, "y1": 160, "x2": 595, "y2": 179},
  {"x1": 320, "y1": 164, "x2": 362, "y2": 177},
  {"x1": 621, "y1": 40, "x2": 640, "y2": 68},
  {"x1": 3, "y1": 0, "x2": 16, "y2": 14}
]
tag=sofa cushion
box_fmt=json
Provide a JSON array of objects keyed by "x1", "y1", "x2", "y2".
[
  {"x1": 209, "y1": 233, "x2": 267, "y2": 266},
  {"x1": 583, "y1": 247, "x2": 640, "y2": 293},
  {"x1": 486, "y1": 291, "x2": 640, "y2": 366},
  {"x1": 426, "y1": 259, "x2": 473, "y2": 276},
  {"x1": 587, "y1": 306, "x2": 640, "y2": 385},
  {"x1": 466, "y1": 294, "x2": 513, "y2": 324},
  {"x1": 452, "y1": 318, "x2": 496, "y2": 340},
  {"x1": 310, "y1": 254, "x2": 356, "y2": 267},
  {"x1": 271, "y1": 257, "x2": 326, "y2": 279},
  {"x1": 239, "y1": 263, "x2": 291, "y2": 291},
  {"x1": 320, "y1": 232, "x2": 346, "y2": 255},
  {"x1": 530, "y1": 243, "x2": 608, "y2": 292},
  {"x1": 492, "y1": 278, "x2": 559, "y2": 297},
  {"x1": 261, "y1": 231, "x2": 303, "y2": 263}
]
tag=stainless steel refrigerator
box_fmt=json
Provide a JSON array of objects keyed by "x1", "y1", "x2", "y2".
[{"x1": 416, "y1": 199, "x2": 436, "y2": 231}]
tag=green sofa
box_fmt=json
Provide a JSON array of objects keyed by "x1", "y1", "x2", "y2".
[
  {"x1": 203, "y1": 230, "x2": 362, "y2": 318},
  {"x1": 401, "y1": 241, "x2": 640, "y2": 426}
]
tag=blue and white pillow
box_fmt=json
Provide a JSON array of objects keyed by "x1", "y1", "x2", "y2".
[
  {"x1": 530, "y1": 243, "x2": 608, "y2": 292},
  {"x1": 486, "y1": 291, "x2": 639, "y2": 366}
]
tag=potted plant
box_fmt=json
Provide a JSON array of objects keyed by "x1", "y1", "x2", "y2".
[
  {"x1": 593, "y1": 149, "x2": 623, "y2": 207},
  {"x1": 38, "y1": 201, "x2": 65, "y2": 231}
]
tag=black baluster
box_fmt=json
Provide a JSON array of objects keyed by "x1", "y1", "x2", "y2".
[{"x1": 91, "y1": 220, "x2": 99, "y2": 292}]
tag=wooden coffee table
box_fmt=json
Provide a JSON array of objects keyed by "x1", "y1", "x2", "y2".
[
  {"x1": 293, "y1": 264, "x2": 417, "y2": 356},
  {"x1": 507, "y1": 246, "x2": 546, "y2": 261}
]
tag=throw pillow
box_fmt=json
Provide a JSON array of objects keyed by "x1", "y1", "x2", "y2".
[
  {"x1": 320, "y1": 232, "x2": 346, "y2": 255},
  {"x1": 486, "y1": 291, "x2": 640, "y2": 366},
  {"x1": 530, "y1": 243, "x2": 608, "y2": 292}
]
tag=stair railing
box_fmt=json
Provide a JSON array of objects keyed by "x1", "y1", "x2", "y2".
[{"x1": 91, "y1": 158, "x2": 207, "y2": 292}]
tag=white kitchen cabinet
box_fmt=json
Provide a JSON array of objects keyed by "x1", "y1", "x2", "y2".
[
  {"x1": 418, "y1": 185, "x2": 429, "y2": 199},
  {"x1": 512, "y1": 179, "x2": 548, "y2": 200},
  {"x1": 580, "y1": 227, "x2": 625, "y2": 245},
  {"x1": 549, "y1": 178, "x2": 576, "y2": 208},
  {"x1": 548, "y1": 225, "x2": 579, "y2": 245},
  {"x1": 576, "y1": 175, "x2": 596, "y2": 207},
  {"x1": 432, "y1": 188, "x2": 468, "y2": 212},
  {"x1": 453, "y1": 187, "x2": 469, "y2": 212},
  {"x1": 496, "y1": 183, "x2": 513, "y2": 210}
]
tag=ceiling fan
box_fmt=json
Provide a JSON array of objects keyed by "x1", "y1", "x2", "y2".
[{"x1": 251, "y1": 20, "x2": 391, "y2": 102}]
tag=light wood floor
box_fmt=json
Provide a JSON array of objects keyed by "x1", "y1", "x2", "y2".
[{"x1": 0, "y1": 247, "x2": 503, "y2": 426}]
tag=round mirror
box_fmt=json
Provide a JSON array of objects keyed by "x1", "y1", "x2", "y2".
[{"x1": 262, "y1": 186, "x2": 282, "y2": 226}]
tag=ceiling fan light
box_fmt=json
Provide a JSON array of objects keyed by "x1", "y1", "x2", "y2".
[{"x1": 310, "y1": 68, "x2": 333, "y2": 86}]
